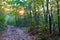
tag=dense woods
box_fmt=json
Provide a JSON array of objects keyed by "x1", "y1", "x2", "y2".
[{"x1": 0, "y1": 0, "x2": 60, "y2": 40}]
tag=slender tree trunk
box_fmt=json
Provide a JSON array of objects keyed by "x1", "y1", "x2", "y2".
[
  {"x1": 56, "y1": 1, "x2": 60, "y2": 35},
  {"x1": 46, "y1": 0, "x2": 50, "y2": 32},
  {"x1": 46, "y1": 0, "x2": 52, "y2": 34},
  {"x1": 46, "y1": 0, "x2": 49, "y2": 23},
  {"x1": 49, "y1": 14, "x2": 52, "y2": 33},
  {"x1": 49, "y1": 2, "x2": 53, "y2": 34},
  {"x1": 51, "y1": 5, "x2": 54, "y2": 33}
]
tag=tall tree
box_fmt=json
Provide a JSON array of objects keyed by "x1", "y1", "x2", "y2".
[
  {"x1": 56, "y1": 0, "x2": 60, "y2": 35},
  {"x1": 46, "y1": 0, "x2": 49, "y2": 23},
  {"x1": 49, "y1": 0, "x2": 54, "y2": 34},
  {"x1": 46, "y1": 0, "x2": 52, "y2": 33}
]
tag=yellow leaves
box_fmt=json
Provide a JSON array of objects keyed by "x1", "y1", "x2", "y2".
[{"x1": 17, "y1": 8, "x2": 25, "y2": 16}]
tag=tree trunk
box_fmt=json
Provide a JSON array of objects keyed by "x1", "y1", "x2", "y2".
[
  {"x1": 49, "y1": 2, "x2": 53, "y2": 34},
  {"x1": 49, "y1": 14, "x2": 52, "y2": 33},
  {"x1": 46, "y1": 0, "x2": 49, "y2": 24},
  {"x1": 57, "y1": 1, "x2": 60, "y2": 35}
]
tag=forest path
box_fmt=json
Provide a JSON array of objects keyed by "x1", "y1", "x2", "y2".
[{"x1": 1, "y1": 25, "x2": 36, "y2": 40}]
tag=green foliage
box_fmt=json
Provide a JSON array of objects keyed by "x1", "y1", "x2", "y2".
[
  {"x1": 0, "y1": 13, "x2": 7, "y2": 31},
  {"x1": 0, "y1": 13, "x2": 5, "y2": 25}
]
